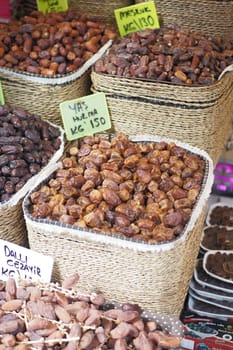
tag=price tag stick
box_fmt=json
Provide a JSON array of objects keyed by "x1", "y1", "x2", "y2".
[
  {"x1": 114, "y1": 1, "x2": 160, "y2": 37},
  {"x1": 0, "y1": 80, "x2": 5, "y2": 105},
  {"x1": 60, "y1": 93, "x2": 112, "y2": 141}
]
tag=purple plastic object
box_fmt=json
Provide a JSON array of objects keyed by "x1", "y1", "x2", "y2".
[{"x1": 213, "y1": 162, "x2": 233, "y2": 195}]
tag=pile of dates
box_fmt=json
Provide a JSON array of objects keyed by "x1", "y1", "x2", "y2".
[
  {"x1": 95, "y1": 26, "x2": 233, "y2": 85},
  {"x1": 205, "y1": 252, "x2": 233, "y2": 281},
  {"x1": 30, "y1": 133, "x2": 206, "y2": 243},
  {"x1": 0, "y1": 274, "x2": 181, "y2": 349},
  {"x1": 0, "y1": 8, "x2": 116, "y2": 76},
  {"x1": 202, "y1": 226, "x2": 233, "y2": 250},
  {"x1": 208, "y1": 205, "x2": 233, "y2": 226},
  {"x1": 0, "y1": 104, "x2": 61, "y2": 203}
]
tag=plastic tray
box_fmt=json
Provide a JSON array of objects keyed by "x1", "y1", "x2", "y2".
[
  {"x1": 188, "y1": 288, "x2": 233, "y2": 312},
  {"x1": 203, "y1": 250, "x2": 233, "y2": 284},
  {"x1": 187, "y1": 295, "x2": 233, "y2": 320},
  {"x1": 194, "y1": 259, "x2": 233, "y2": 294},
  {"x1": 189, "y1": 278, "x2": 233, "y2": 301},
  {"x1": 200, "y1": 225, "x2": 233, "y2": 251},
  {"x1": 206, "y1": 202, "x2": 233, "y2": 227}
]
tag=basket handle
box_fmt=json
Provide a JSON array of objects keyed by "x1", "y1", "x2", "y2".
[{"x1": 218, "y1": 63, "x2": 233, "y2": 80}]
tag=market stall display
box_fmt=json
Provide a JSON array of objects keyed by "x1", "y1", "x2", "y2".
[
  {"x1": 0, "y1": 103, "x2": 64, "y2": 247},
  {"x1": 0, "y1": 0, "x2": 232, "y2": 336},
  {"x1": 23, "y1": 133, "x2": 213, "y2": 316},
  {"x1": 91, "y1": 26, "x2": 233, "y2": 165}
]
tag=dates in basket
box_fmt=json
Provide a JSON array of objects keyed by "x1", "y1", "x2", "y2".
[
  {"x1": 0, "y1": 104, "x2": 61, "y2": 203},
  {"x1": 30, "y1": 133, "x2": 206, "y2": 244},
  {"x1": 0, "y1": 275, "x2": 181, "y2": 349},
  {"x1": 94, "y1": 26, "x2": 233, "y2": 85},
  {"x1": 0, "y1": 8, "x2": 116, "y2": 76}
]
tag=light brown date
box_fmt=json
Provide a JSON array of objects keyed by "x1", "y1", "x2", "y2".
[
  {"x1": 0, "y1": 104, "x2": 61, "y2": 203},
  {"x1": 30, "y1": 133, "x2": 206, "y2": 243}
]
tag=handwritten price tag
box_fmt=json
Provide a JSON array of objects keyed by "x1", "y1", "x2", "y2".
[
  {"x1": 0, "y1": 80, "x2": 5, "y2": 105},
  {"x1": 0, "y1": 239, "x2": 53, "y2": 282},
  {"x1": 114, "y1": 1, "x2": 160, "y2": 37},
  {"x1": 60, "y1": 93, "x2": 112, "y2": 141},
  {"x1": 36, "y1": 0, "x2": 68, "y2": 14}
]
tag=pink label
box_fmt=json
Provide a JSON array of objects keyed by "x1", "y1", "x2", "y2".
[{"x1": 0, "y1": 0, "x2": 11, "y2": 20}]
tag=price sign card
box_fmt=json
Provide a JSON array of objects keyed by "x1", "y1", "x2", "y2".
[
  {"x1": 60, "y1": 92, "x2": 112, "y2": 141},
  {"x1": 36, "y1": 0, "x2": 68, "y2": 14},
  {"x1": 0, "y1": 239, "x2": 54, "y2": 282},
  {"x1": 114, "y1": 1, "x2": 160, "y2": 37},
  {"x1": 0, "y1": 81, "x2": 5, "y2": 105}
]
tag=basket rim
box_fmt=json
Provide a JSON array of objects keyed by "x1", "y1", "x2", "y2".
[
  {"x1": 23, "y1": 134, "x2": 214, "y2": 253},
  {"x1": 0, "y1": 40, "x2": 112, "y2": 86},
  {"x1": 91, "y1": 63, "x2": 233, "y2": 89}
]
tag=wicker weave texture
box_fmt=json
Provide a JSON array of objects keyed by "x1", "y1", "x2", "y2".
[
  {"x1": 25, "y1": 207, "x2": 206, "y2": 316},
  {"x1": 136, "y1": 0, "x2": 233, "y2": 39},
  {"x1": 69, "y1": 0, "x2": 134, "y2": 27},
  {"x1": 0, "y1": 70, "x2": 91, "y2": 126},
  {"x1": 0, "y1": 200, "x2": 28, "y2": 247},
  {"x1": 91, "y1": 70, "x2": 233, "y2": 166}
]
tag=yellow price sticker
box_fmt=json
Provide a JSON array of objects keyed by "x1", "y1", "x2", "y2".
[
  {"x1": 60, "y1": 93, "x2": 112, "y2": 141},
  {"x1": 0, "y1": 81, "x2": 5, "y2": 105},
  {"x1": 36, "y1": 0, "x2": 68, "y2": 14},
  {"x1": 114, "y1": 1, "x2": 160, "y2": 37}
]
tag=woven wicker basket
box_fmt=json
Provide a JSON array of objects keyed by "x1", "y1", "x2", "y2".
[
  {"x1": 23, "y1": 135, "x2": 213, "y2": 316},
  {"x1": 69, "y1": 0, "x2": 134, "y2": 28},
  {"x1": 91, "y1": 65, "x2": 233, "y2": 166},
  {"x1": 135, "y1": 0, "x2": 233, "y2": 40},
  {"x1": 0, "y1": 199, "x2": 28, "y2": 247},
  {"x1": 0, "y1": 41, "x2": 112, "y2": 127},
  {"x1": 0, "y1": 123, "x2": 64, "y2": 248}
]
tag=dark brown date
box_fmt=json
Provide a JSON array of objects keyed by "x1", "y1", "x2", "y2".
[
  {"x1": 0, "y1": 104, "x2": 62, "y2": 203},
  {"x1": 94, "y1": 26, "x2": 233, "y2": 86}
]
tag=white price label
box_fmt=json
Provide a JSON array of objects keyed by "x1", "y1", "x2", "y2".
[{"x1": 0, "y1": 239, "x2": 53, "y2": 283}]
